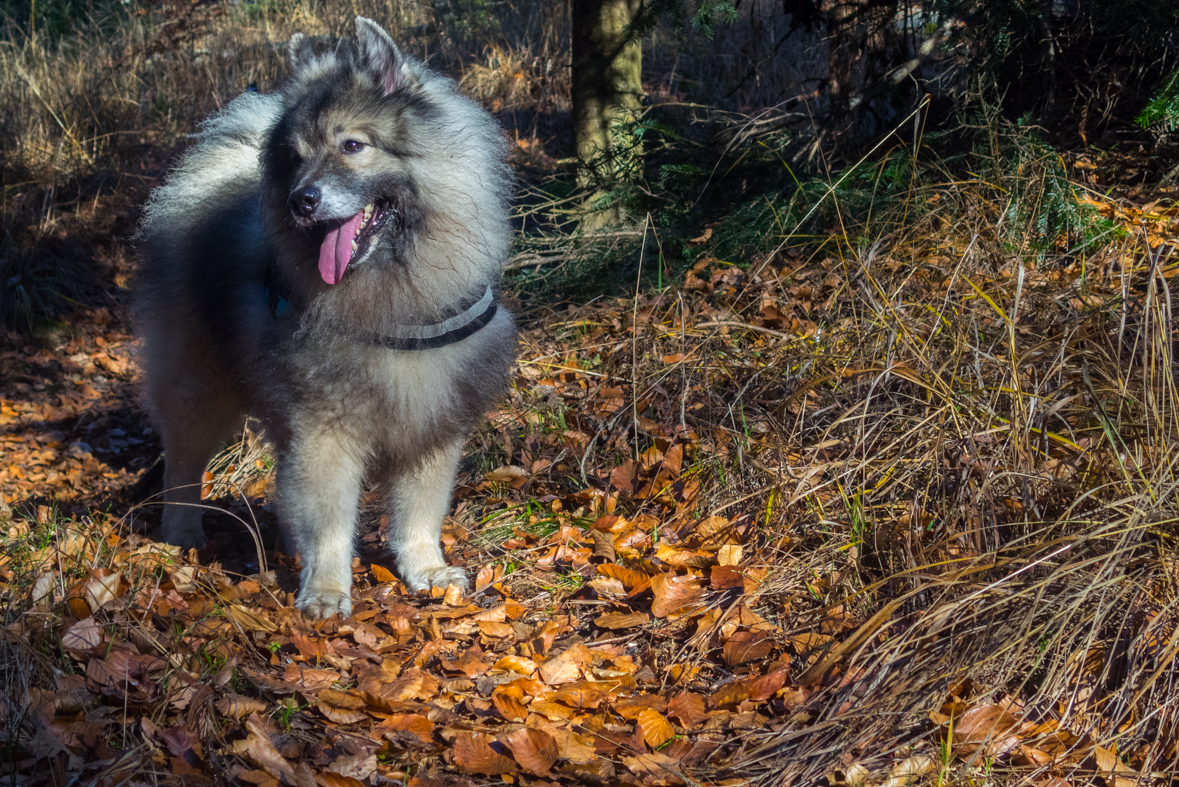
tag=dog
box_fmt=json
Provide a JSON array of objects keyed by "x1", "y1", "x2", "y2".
[{"x1": 134, "y1": 17, "x2": 516, "y2": 618}]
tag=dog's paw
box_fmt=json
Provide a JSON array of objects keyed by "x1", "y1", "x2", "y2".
[
  {"x1": 296, "y1": 589, "x2": 352, "y2": 620},
  {"x1": 402, "y1": 564, "x2": 469, "y2": 594}
]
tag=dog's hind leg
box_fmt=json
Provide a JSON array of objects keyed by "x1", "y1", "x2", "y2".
[
  {"x1": 153, "y1": 378, "x2": 242, "y2": 550},
  {"x1": 279, "y1": 426, "x2": 366, "y2": 619},
  {"x1": 388, "y1": 438, "x2": 469, "y2": 593}
]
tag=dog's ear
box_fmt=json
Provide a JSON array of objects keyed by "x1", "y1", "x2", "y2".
[
  {"x1": 355, "y1": 17, "x2": 415, "y2": 95},
  {"x1": 288, "y1": 32, "x2": 316, "y2": 75}
]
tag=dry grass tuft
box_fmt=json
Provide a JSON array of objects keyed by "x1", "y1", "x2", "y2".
[{"x1": 637, "y1": 178, "x2": 1179, "y2": 782}]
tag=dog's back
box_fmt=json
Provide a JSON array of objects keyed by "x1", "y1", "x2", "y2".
[{"x1": 136, "y1": 91, "x2": 283, "y2": 386}]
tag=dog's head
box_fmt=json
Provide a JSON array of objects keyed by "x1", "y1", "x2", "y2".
[{"x1": 264, "y1": 18, "x2": 432, "y2": 286}]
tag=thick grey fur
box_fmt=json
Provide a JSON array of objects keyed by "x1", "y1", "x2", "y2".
[{"x1": 134, "y1": 17, "x2": 516, "y2": 619}]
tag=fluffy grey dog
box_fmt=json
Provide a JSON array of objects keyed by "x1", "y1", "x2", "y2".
[{"x1": 135, "y1": 17, "x2": 515, "y2": 618}]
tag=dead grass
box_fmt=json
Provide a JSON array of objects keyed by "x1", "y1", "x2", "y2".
[{"x1": 621, "y1": 177, "x2": 1179, "y2": 782}]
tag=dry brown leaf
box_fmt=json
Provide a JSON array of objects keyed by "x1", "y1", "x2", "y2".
[
  {"x1": 538, "y1": 644, "x2": 591, "y2": 684},
  {"x1": 953, "y1": 703, "x2": 1021, "y2": 757},
  {"x1": 955, "y1": 703, "x2": 1019, "y2": 738},
  {"x1": 594, "y1": 611, "x2": 650, "y2": 630},
  {"x1": 289, "y1": 634, "x2": 327, "y2": 662},
  {"x1": 590, "y1": 529, "x2": 616, "y2": 562},
  {"x1": 637, "y1": 708, "x2": 676, "y2": 749},
  {"x1": 722, "y1": 630, "x2": 773, "y2": 666},
  {"x1": 492, "y1": 692, "x2": 528, "y2": 722},
  {"x1": 546, "y1": 726, "x2": 597, "y2": 763},
  {"x1": 717, "y1": 544, "x2": 742, "y2": 566},
  {"x1": 494, "y1": 655, "x2": 539, "y2": 676},
  {"x1": 216, "y1": 693, "x2": 268, "y2": 719},
  {"x1": 598, "y1": 563, "x2": 650, "y2": 590},
  {"x1": 708, "y1": 681, "x2": 751, "y2": 709},
  {"x1": 592, "y1": 515, "x2": 629, "y2": 533},
  {"x1": 588, "y1": 576, "x2": 627, "y2": 597},
  {"x1": 474, "y1": 564, "x2": 497, "y2": 591},
  {"x1": 30, "y1": 571, "x2": 54, "y2": 611},
  {"x1": 711, "y1": 565, "x2": 745, "y2": 590},
  {"x1": 1013, "y1": 745, "x2": 1055, "y2": 767},
  {"x1": 694, "y1": 515, "x2": 732, "y2": 543},
  {"x1": 501, "y1": 727, "x2": 559, "y2": 775},
  {"x1": 227, "y1": 604, "x2": 278, "y2": 633},
  {"x1": 282, "y1": 664, "x2": 339, "y2": 691},
  {"x1": 452, "y1": 732, "x2": 516, "y2": 775},
  {"x1": 378, "y1": 714, "x2": 434, "y2": 745},
  {"x1": 661, "y1": 444, "x2": 683, "y2": 476},
  {"x1": 241, "y1": 713, "x2": 295, "y2": 783},
  {"x1": 1091, "y1": 744, "x2": 1134, "y2": 784},
  {"x1": 324, "y1": 753, "x2": 377, "y2": 782},
  {"x1": 621, "y1": 752, "x2": 684, "y2": 785},
  {"x1": 650, "y1": 573, "x2": 704, "y2": 618},
  {"x1": 747, "y1": 666, "x2": 789, "y2": 702},
  {"x1": 64, "y1": 579, "x2": 91, "y2": 619},
  {"x1": 440, "y1": 648, "x2": 491, "y2": 678},
  {"x1": 62, "y1": 617, "x2": 104, "y2": 651},
  {"x1": 882, "y1": 754, "x2": 937, "y2": 787},
  {"x1": 477, "y1": 620, "x2": 514, "y2": 638},
  {"x1": 486, "y1": 465, "x2": 529, "y2": 483},
  {"x1": 528, "y1": 699, "x2": 576, "y2": 720},
  {"x1": 615, "y1": 693, "x2": 668, "y2": 719},
  {"x1": 370, "y1": 564, "x2": 396, "y2": 583},
  {"x1": 667, "y1": 692, "x2": 708, "y2": 728},
  {"x1": 317, "y1": 689, "x2": 369, "y2": 725},
  {"x1": 550, "y1": 684, "x2": 608, "y2": 708},
  {"x1": 385, "y1": 669, "x2": 432, "y2": 702},
  {"x1": 442, "y1": 584, "x2": 464, "y2": 605},
  {"x1": 83, "y1": 568, "x2": 124, "y2": 611}
]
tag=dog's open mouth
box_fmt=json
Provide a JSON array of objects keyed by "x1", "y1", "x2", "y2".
[{"x1": 318, "y1": 198, "x2": 393, "y2": 285}]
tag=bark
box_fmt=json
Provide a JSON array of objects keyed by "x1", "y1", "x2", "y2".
[{"x1": 571, "y1": 0, "x2": 643, "y2": 224}]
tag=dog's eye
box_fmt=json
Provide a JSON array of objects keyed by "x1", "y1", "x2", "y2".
[{"x1": 340, "y1": 139, "x2": 365, "y2": 154}]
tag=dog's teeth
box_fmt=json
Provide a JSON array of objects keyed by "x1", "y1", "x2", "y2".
[{"x1": 351, "y1": 239, "x2": 358, "y2": 251}]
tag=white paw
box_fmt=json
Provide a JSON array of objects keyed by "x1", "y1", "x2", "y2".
[
  {"x1": 296, "y1": 587, "x2": 353, "y2": 619},
  {"x1": 158, "y1": 525, "x2": 207, "y2": 550},
  {"x1": 402, "y1": 564, "x2": 469, "y2": 593}
]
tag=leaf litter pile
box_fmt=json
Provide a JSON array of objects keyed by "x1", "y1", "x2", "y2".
[{"x1": 3, "y1": 180, "x2": 1179, "y2": 787}]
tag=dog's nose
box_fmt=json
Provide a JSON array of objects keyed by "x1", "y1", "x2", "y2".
[{"x1": 288, "y1": 186, "x2": 321, "y2": 218}]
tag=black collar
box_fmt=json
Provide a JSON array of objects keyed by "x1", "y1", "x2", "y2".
[
  {"x1": 265, "y1": 273, "x2": 498, "y2": 352},
  {"x1": 367, "y1": 286, "x2": 498, "y2": 351}
]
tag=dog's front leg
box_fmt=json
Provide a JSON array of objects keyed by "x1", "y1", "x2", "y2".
[
  {"x1": 278, "y1": 427, "x2": 365, "y2": 619},
  {"x1": 388, "y1": 438, "x2": 470, "y2": 593}
]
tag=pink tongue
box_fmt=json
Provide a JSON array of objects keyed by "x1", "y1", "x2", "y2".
[{"x1": 318, "y1": 210, "x2": 366, "y2": 285}]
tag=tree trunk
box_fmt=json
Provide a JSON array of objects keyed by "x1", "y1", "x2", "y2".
[{"x1": 571, "y1": 0, "x2": 643, "y2": 225}]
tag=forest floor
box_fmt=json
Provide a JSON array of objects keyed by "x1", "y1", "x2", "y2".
[{"x1": 3, "y1": 163, "x2": 1179, "y2": 787}]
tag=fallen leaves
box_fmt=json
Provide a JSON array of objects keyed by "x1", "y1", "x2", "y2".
[
  {"x1": 6, "y1": 187, "x2": 1179, "y2": 787},
  {"x1": 595, "y1": 610, "x2": 650, "y2": 629},
  {"x1": 650, "y1": 572, "x2": 705, "y2": 618},
  {"x1": 637, "y1": 708, "x2": 677, "y2": 749},
  {"x1": 501, "y1": 727, "x2": 559, "y2": 775},
  {"x1": 451, "y1": 732, "x2": 515, "y2": 775},
  {"x1": 237, "y1": 713, "x2": 296, "y2": 783}
]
